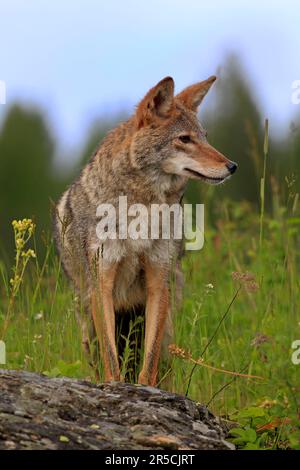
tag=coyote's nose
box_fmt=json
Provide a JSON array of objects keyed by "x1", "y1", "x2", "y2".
[{"x1": 226, "y1": 161, "x2": 238, "y2": 174}]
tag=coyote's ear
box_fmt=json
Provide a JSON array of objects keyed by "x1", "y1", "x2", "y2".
[
  {"x1": 176, "y1": 75, "x2": 216, "y2": 112},
  {"x1": 136, "y1": 77, "x2": 175, "y2": 128}
]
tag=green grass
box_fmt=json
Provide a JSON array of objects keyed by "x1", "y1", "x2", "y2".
[{"x1": 0, "y1": 178, "x2": 299, "y2": 449}]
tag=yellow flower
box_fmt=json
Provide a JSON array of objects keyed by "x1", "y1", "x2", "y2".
[
  {"x1": 21, "y1": 249, "x2": 36, "y2": 258},
  {"x1": 12, "y1": 218, "x2": 35, "y2": 233},
  {"x1": 16, "y1": 238, "x2": 25, "y2": 249}
]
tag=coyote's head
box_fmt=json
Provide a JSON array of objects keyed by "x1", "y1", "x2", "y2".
[{"x1": 130, "y1": 76, "x2": 237, "y2": 185}]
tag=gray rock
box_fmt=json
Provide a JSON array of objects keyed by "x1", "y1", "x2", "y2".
[{"x1": 0, "y1": 369, "x2": 234, "y2": 450}]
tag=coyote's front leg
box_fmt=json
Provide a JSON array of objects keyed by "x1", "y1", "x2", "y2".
[
  {"x1": 91, "y1": 263, "x2": 120, "y2": 382},
  {"x1": 138, "y1": 261, "x2": 169, "y2": 386}
]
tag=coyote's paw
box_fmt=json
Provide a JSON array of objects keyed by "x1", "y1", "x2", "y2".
[{"x1": 138, "y1": 370, "x2": 157, "y2": 387}]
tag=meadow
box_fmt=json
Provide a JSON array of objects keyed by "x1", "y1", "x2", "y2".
[
  {"x1": 1, "y1": 62, "x2": 300, "y2": 449},
  {"x1": 0, "y1": 145, "x2": 299, "y2": 449}
]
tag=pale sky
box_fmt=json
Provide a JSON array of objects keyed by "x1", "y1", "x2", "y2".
[{"x1": 1, "y1": 0, "x2": 300, "y2": 155}]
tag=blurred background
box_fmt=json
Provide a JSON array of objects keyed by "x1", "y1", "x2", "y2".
[{"x1": 1, "y1": 0, "x2": 300, "y2": 260}]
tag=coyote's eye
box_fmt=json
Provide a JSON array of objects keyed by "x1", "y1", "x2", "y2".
[{"x1": 178, "y1": 135, "x2": 192, "y2": 144}]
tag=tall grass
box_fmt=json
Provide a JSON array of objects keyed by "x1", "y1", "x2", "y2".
[
  {"x1": 259, "y1": 118, "x2": 269, "y2": 249},
  {"x1": 0, "y1": 144, "x2": 299, "y2": 448}
]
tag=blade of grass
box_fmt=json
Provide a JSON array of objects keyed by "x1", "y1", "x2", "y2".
[
  {"x1": 185, "y1": 285, "x2": 241, "y2": 396},
  {"x1": 259, "y1": 118, "x2": 269, "y2": 249}
]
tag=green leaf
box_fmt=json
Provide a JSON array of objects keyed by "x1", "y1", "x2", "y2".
[
  {"x1": 243, "y1": 428, "x2": 257, "y2": 443},
  {"x1": 243, "y1": 442, "x2": 260, "y2": 450},
  {"x1": 230, "y1": 437, "x2": 248, "y2": 446},
  {"x1": 236, "y1": 406, "x2": 266, "y2": 419},
  {"x1": 288, "y1": 431, "x2": 300, "y2": 450},
  {"x1": 43, "y1": 367, "x2": 61, "y2": 378},
  {"x1": 229, "y1": 427, "x2": 257, "y2": 444},
  {"x1": 43, "y1": 360, "x2": 82, "y2": 378},
  {"x1": 229, "y1": 427, "x2": 246, "y2": 438}
]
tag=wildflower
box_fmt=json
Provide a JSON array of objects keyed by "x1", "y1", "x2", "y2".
[
  {"x1": 21, "y1": 249, "x2": 36, "y2": 259},
  {"x1": 12, "y1": 218, "x2": 35, "y2": 232},
  {"x1": 32, "y1": 334, "x2": 43, "y2": 345},
  {"x1": 16, "y1": 238, "x2": 25, "y2": 249},
  {"x1": 34, "y1": 312, "x2": 43, "y2": 321},
  {"x1": 10, "y1": 275, "x2": 20, "y2": 286},
  {"x1": 205, "y1": 283, "x2": 215, "y2": 294},
  {"x1": 231, "y1": 271, "x2": 259, "y2": 293},
  {"x1": 23, "y1": 354, "x2": 33, "y2": 367},
  {"x1": 259, "y1": 399, "x2": 277, "y2": 409},
  {"x1": 231, "y1": 271, "x2": 255, "y2": 282},
  {"x1": 251, "y1": 333, "x2": 272, "y2": 347},
  {"x1": 168, "y1": 343, "x2": 189, "y2": 359},
  {"x1": 9, "y1": 218, "x2": 36, "y2": 298},
  {"x1": 169, "y1": 343, "x2": 263, "y2": 381}
]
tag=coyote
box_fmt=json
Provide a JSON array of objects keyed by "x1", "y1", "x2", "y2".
[{"x1": 54, "y1": 76, "x2": 237, "y2": 386}]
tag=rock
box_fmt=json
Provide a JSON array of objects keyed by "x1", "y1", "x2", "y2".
[{"x1": 0, "y1": 369, "x2": 234, "y2": 450}]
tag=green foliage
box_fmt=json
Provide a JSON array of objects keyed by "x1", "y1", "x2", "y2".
[
  {"x1": 43, "y1": 360, "x2": 82, "y2": 378},
  {"x1": 119, "y1": 316, "x2": 144, "y2": 382},
  {"x1": 228, "y1": 396, "x2": 300, "y2": 450}
]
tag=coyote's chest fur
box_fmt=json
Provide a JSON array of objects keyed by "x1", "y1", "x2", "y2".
[
  {"x1": 108, "y1": 238, "x2": 175, "y2": 311},
  {"x1": 55, "y1": 180, "x2": 181, "y2": 312}
]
